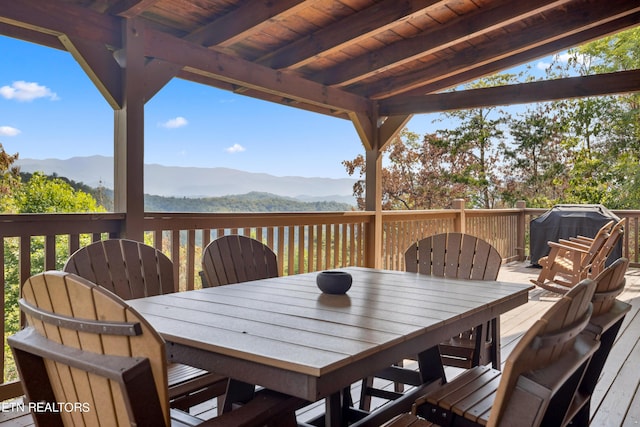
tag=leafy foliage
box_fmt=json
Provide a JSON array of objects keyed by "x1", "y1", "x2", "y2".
[{"x1": 344, "y1": 28, "x2": 640, "y2": 210}]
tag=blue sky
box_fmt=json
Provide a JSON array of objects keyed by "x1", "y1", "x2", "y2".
[{"x1": 1, "y1": 35, "x2": 555, "y2": 179}]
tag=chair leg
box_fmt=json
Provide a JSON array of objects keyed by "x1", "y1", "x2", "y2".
[
  {"x1": 490, "y1": 317, "x2": 500, "y2": 369},
  {"x1": 359, "y1": 376, "x2": 374, "y2": 411}
]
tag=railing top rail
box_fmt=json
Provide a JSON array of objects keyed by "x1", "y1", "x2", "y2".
[
  {"x1": 143, "y1": 211, "x2": 372, "y2": 219},
  {"x1": 465, "y1": 209, "x2": 522, "y2": 216},
  {"x1": 0, "y1": 213, "x2": 125, "y2": 237},
  {"x1": 0, "y1": 213, "x2": 125, "y2": 221},
  {"x1": 143, "y1": 211, "x2": 374, "y2": 229},
  {"x1": 380, "y1": 210, "x2": 457, "y2": 220}
]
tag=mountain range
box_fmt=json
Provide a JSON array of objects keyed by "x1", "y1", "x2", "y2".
[{"x1": 15, "y1": 156, "x2": 357, "y2": 205}]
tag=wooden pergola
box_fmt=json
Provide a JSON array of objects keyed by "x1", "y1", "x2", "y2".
[{"x1": 1, "y1": 0, "x2": 639, "y2": 267}]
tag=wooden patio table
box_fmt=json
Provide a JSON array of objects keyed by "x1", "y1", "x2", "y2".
[{"x1": 128, "y1": 267, "x2": 533, "y2": 427}]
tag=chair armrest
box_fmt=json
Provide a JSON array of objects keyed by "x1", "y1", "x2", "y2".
[
  {"x1": 557, "y1": 239, "x2": 592, "y2": 249},
  {"x1": 547, "y1": 241, "x2": 590, "y2": 253}
]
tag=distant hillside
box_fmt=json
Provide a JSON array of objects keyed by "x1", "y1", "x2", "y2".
[
  {"x1": 144, "y1": 192, "x2": 353, "y2": 212},
  {"x1": 20, "y1": 172, "x2": 353, "y2": 212},
  {"x1": 15, "y1": 156, "x2": 356, "y2": 205}
]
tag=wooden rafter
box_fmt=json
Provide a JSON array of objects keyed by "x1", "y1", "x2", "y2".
[
  {"x1": 403, "y1": 12, "x2": 640, "y2": 97},
  {"x1": 360, "y1": 0, "x2": 640, "y2": 99},
  {"x1": 315, "y1": 0, "x2": 572, "y2": 87},
  {"x1": 257, "y1": 0, "x2": 445, "y2": 70},
  {"x1": 187, "y1": 0, "x2": 308, "y2": 47},
  {"x1": 379, "y1": 70, "x2": 640, "y2": 116}
]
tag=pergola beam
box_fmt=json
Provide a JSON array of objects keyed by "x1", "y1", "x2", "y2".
[
  {"x1": 379, "y1": 70, "x2": 640, "y2": 115},
  {"x1": 144, "y1": 30, "x2": 372, "y2": 115},
  {"x1": 0, "y1": 0, "x2": 373, "y2": 117},
  {"x1": 59, "y1": 36, "x2": 123, "y2": 109},
  {"x1": 0, "y1": 0, "x2": 120, "y2": 47}
]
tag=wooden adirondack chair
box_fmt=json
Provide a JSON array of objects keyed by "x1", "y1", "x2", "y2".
[
  {"x1": 201, "y1": 235, "x2": 279, "y2": 287},
  {"x1": 532, "y1": 219, "x2": 624, "y2": 294},
  {"x1": 570, "y1": 257, "x2": 630, "y2": 426},
  {"x1": 405, "y1": 233, "x2": 503, "y2": 369},
  {"x1": 360, "y1": 233, "x2": 502, "y2": 411},
  {"x1": 385, "y1": 278, "x2": 600, "y2": 427},
  {"x1": 9, "y1": 271, "x2": 305, "y2": 427},
  {"x1": 64, "y1": 239, "x2": 227, "y2": 411},
  {"x1": 567, "y1": 220, "x2": 614, "y2": 247},
  {"x1": 586, "y1": 218, "x2": 625, "y2": 278}
]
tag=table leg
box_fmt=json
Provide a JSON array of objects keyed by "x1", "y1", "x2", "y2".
[
  {"x1": 222, "y1": 379, "x2": 256, "y2": 413},
  {"x1": 325, "y1": 391, "x2": 343, "y2": 426},
  {"x1": 491, "y1": 316, "x2": 501, "y2": 369},
  {"x1": 417, "y1": 345, "x2": 446, "y2": 385}
]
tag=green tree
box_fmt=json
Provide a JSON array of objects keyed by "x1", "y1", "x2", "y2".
[
  {"x1": 15, "y1": 172, "x2": 105, "y2": 213},
  {"x1": 538, "y1": 28, "x2": 640, "y2": 207},
  {"x1": 3, "y1": 172, "x2": 106, "y2": 380},
  {"x1": 0, "y1": 144, "x2": 20, "y2": 212},
  {"x1": 435, "y1": 76, "x2": 516, "y2": 208},
  {"x1": 502, "y1": 104, "x2": 569, "y2": 207},
  {"x1": 343, "y1": 129, "x2": 465, "y2": 210}
]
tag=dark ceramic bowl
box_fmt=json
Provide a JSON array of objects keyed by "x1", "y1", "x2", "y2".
[{"x1": 316, "y1": 270, "x2": 352, "y2": 294}]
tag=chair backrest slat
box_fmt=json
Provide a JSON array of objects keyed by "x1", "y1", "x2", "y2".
[
  {"x1": 64, "y1": 239, "x2": 176, "y2": 299},
  {"x1": 12, "y1": 272, "x2": 170, "y2": 427},
  {"x1": 589, "y1": 219, "x2": 626, "y2": 278},
  {"x1": 488, "y1": 279, "x2": 597, "y2": 427},
  {"x1": 202, "y1": 235, "x2": 278, "y2": 287},
  {"x1": 405, "y1": 233, "x2": 501, "y2": 281}
]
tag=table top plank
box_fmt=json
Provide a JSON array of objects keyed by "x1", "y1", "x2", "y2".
[{"x1": 129, "y1": 267, "x2": 532, "y2": 381}]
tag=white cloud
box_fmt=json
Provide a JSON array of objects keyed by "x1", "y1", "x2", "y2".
[
  {"x1": 557, "y1": 52, "x2": 573, "y2": 64},
  {"x1": 0, "y1": 126, "x2": 21, "y2": 137},
  {"x1": 225, "y1": 143, "x2": 246, "y2": 153},
  {"x1": 0, "y1": 81, "x2": 58, "y2": 102},
  {"x1": 536, "y1": 61, "x2": 551, "y2": 71},
  {"x1": 160, "y1": 116, "x2": 188, "y2": 129}
]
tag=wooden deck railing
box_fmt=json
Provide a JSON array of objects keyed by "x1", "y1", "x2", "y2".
[
  {"x1": 1, "y1": 205, "x2": 639, "y2": 398},
  {"x1": 142, "y1": 212, "x2": 372, "y2": 291}
]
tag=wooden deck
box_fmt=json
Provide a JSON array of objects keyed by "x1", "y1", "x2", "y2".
[{"x1": 2, "y1": 262, "x2": 639, "y2": 426}]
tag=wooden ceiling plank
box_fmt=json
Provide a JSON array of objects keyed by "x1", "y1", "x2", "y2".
[
  {"x1": 400, "y1": 11, "x2": 640, "y2": 98},
  {"x1": 144, "y1": 26, "x2": 372, "y2": 115},
  {"x1": 315, "y1": 0, "x2": 573, "y2": 87},
  {"x1": 258, "y1": 0, "x2": 446, "y2": 70},
  {"x1": 379, "y1": 69, "x2": 640, "y2": 115},
  {"x1": 0, "y1": 0, "x2": 121, "y2": 48},
  {"x1": 186, "y1": 0, "x2": 308, "y2": 47},
  {"x1": 362, "y1": 0, "x2": 640, "y2": 99},
  {"x1": 108, "y1": 0, "x2": 163, "y2": 18}
]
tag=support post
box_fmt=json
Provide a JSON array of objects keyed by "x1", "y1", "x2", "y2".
[
  {"x1": 114, "y1": 18, "x2": 146, "y2": 241},
  {"x1": 452, "y1": 199, "x2": 466, "y2": 233},
  {"x1": 364, "y1": 147, "x2": 382, "y2": 268},
  {"x1": 359, "y1": 115, "x2": 411, "y2": 269},
  {"x1": 516, "y1": 200, "x2": 527, "y2": 261}
]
